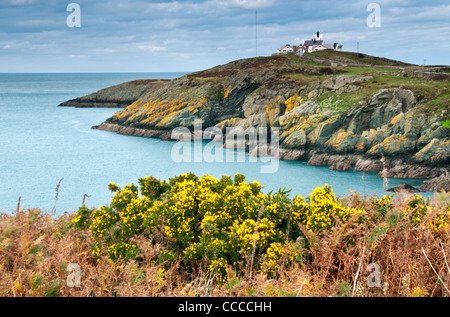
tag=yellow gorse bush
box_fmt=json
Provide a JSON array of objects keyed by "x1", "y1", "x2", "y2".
[
  {"x1": 72, "y1": 173, "x2": 448, "y2": 283},
  {"x1": 292, "y1": 185, "x2": 366, "y2": 234},
  {"x1": 262, "y1": 242, "x2": 301, "y2": 278}
]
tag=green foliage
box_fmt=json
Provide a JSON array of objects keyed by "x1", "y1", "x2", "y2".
[
  {"x1": 72, "y1": 173, "x2": 450, "y2": 285},
  {"x1": 441, "y1": 120, "x2": 450, "y2": 128},
  {"x1": 72, "y1": 206, "x2": 91, "y2": 230},
  {"x1": 406, "y1": 195, "x2": 430, "y2": 225},
  {"x1": 206, "y1": 83, "x2": 225, "y2": 107},
  {"x1": 107, "y1": 242, "x2": 139, "y2": 262}
]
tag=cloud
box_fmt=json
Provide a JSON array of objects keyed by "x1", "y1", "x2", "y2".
[
  {"x1": 69, "y1": 54, "x2": 86, "y2": 59},
  {"x1": 224, "y1": 0, "x2": 275, "y2": 9},
  {"x1": 0, "y1": 0, "x2": 448, "y2": 71},
  {"x1": 8, "y1": 0, "x2": 34, "y2": 4},
  {"x1": 94, "y1": 48, "x2": 117, "y2": 54},
  {"x1": 136, "y1": 45, "x2": 168, "y2": 52}
]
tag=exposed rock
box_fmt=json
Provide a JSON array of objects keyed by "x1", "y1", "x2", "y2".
[
  {"x1": 329, "y1": 160, "x2": 353, "y2": 172},
  {"x1": 387, "y1": 184, "x2": 422, "y2": 193},
  {"x1": 307, "y1": 114, "x2": 343, "y2": 146},
  {"x1": 277, "y1": 149, "x2": 306, "y2": 161},
  {"x1": 280, "y1": 130, "x2": 307, "y2": 150},
  {"x1": 413, "y1": 138, "x2": 450, "y2": 164},
  {"x1": 355, "y1": 158, "x2": 383, "y2": 172},
  {"x1": 283, "y1": 100, "x2": 319, "y2": 117},
  {"x1": 368, "y1": 89, "x2": 415, "y2": 130},
  {"x1": 420, "y1": 174, "x2": 450, "y2": 192},
  {"x1": 94, "y1": 122, "x2": 173, "y2": 141},
  {"x1": 308, "y1": 154, "x2": 357, "y2": 171},
  {"x1": 379, "y1": 164, "x2": 443, "y2": 179},
  {"x1": 367, "y1": 134, "x2": 417, "y2": 157},
  {"x1": 325, "y1": 130, "x2": 360, "y2": 154},
  {"x1": 306, "y1": 75, "x2": 373, "y2": 97},
  {"x1": 418, "y1": 126, "x2": 450, "y2": 147}
]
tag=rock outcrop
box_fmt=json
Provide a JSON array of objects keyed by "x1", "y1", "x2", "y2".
[
  {"x1": 420, "y1": 174, "x2": 450, "y2": 192},
  {"x1": 387, "y1": 184, "x2": 422, "y2": 193},
  {"x1": 58, "y1": 79, "x2": 169, "y2": 108},
  {"x1": 60, "y1": 52, "x2": 450, "y2": 191}
]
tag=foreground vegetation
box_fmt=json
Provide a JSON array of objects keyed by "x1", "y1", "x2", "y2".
[{"x1": 1, "y1": 173, "x2": 450, "y2": 297}]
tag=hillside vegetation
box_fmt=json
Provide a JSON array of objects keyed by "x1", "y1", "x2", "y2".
[{"x1": 1, "y1": 173, "x2": 450, "y2": 297}]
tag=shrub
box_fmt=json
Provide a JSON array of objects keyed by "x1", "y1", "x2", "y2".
[{"x1": 71, "y1": 173, "x2": 448, "y2": 288}]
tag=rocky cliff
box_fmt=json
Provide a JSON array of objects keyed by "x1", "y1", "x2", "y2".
[{"x1": 61, "y1": 51, "x2": 450, "y2": 190}]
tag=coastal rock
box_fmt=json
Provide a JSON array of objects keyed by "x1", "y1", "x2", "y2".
[
  {"x1": 418, "y1": 126, "x2": 450, "y2": 147},
  {"x1": 308, "y1": 154, "x2": 357, "y2": 171},
  {"x1": 306, "y1": 75, "x2": 373, "y2": 97},
  {"x1": 413, "y1": 138, "x2": 450, "y2": 164},
  {"x1": 379, "y1": 164, "x2": 443, "y2": 179},
  {"x1": 355, "y1": 158, "x2": 383, "y2": 172},
  {"x1": 368, "y1": 89, "x2": 415, "y2": 130},
  {"x1": 277, "y1": 149, "x2": 306, "y2": 161},
  {"x1": 58, "y1": 79, "x2": 169, "y2": 108},
  {"x1": 94, "y1": 122, "x2": 173, "y2": 141},
  {"x1": 387, "y1": 184, "x2": 422, "y2": 193},
  {"x1": 420, "y1": 174, "x2": 450, "y2": 192},
  {"x1": 367, "y1": 134, "x2": 417, "y2": 157},
  {"x1": 329, "y1": 160, "x2": 353, "y2": 172},
  {"x1": 280, "y1": 130, "x2": 307, "y2": 150},
  {"x1": 307, "y1": 114, "x2": 343, "y2": 146},
  {"x1": 325, "y1": 130, "x2": 360, "y2": 153}
]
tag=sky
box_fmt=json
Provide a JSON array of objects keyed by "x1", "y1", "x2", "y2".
[{"x1": 0, "y1": 0, "x2": 449, "y2": 73}]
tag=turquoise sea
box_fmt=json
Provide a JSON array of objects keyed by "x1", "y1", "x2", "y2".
[{"x1": 0, "y1": 73, "x2": 427, "y2": 215}]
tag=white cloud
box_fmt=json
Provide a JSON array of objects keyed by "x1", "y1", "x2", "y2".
[
  {"x1": 8, "y1": 0, "x2": 34, "y2": 4},
  {"x1": 94, "y1": 48, "x2": 117, "y2": 53},
  {"x1": 136, "y1": 45, "x2": 167, "y2": 52},
  {"x1": 69, "y1": 54, "x2": 86, "y2": 59},
  {"x1": 222, "y1": 0, "x2": 275, "y2": 9}
]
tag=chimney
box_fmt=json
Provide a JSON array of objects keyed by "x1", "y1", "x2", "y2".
[{"x1": 317, "y1": 32, "x2": 320, "y2": 38}]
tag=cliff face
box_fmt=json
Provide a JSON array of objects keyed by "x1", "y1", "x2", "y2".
[{"x1": 62, "y1": 52, "x2": 450, "y2": 187}]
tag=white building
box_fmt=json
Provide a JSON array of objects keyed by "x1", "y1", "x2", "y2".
[
  {"x1": 276, "y1": 44, "x2": 296, "y2": 55},
  {"x1": 274, "y1": 32, "x2": 343, "y2": 57}
]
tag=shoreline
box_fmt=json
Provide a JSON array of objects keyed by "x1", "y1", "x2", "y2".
[{"x1": 94, "y1": 122, "x2": 448, "y2": 192}]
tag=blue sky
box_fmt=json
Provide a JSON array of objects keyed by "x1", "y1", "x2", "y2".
[{"x1": 0, "y1": 0, "x2": 449, "y2": 72}]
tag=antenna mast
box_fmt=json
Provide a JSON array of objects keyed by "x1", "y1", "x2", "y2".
[{"x1": 255, "y1": 10, "x2": 258, "y2": 57}]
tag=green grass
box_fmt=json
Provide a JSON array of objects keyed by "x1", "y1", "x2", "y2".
[
  {"x1": 307, "y1": 50, "x2": 414, "y2": 66},
  {"x1": 311, "y1": 73, "x2": 448, "y2": 115},
  {"x1": 284, "y1": 73, "x2": 326, "y2": 85},
  {"x1": 338, "y1": 67, "x2": 400, "y2": 76}
]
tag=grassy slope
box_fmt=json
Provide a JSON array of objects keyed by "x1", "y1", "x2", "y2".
[{"x1": 281, "y1": 51, "x2": 449, "y2": 117}]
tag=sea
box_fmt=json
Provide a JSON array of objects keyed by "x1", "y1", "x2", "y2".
[{"x1": 0, "y1": 73, "x2": 427, "y2": 215}]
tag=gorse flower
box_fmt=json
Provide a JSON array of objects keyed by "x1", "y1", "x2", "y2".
[
  {"x1": 72, "y1": 173, "x2": 448, "y2": 283},
  {"x1": 292, "y1": 185, "x2": 365, "y2": 234}
]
